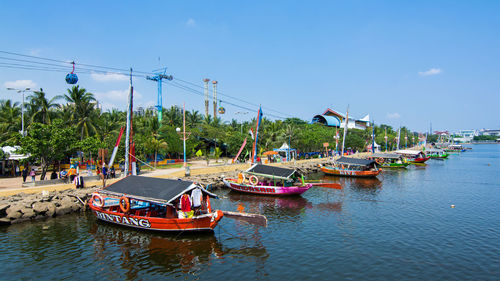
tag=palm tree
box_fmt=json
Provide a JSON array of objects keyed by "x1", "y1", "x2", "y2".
[
  {"x1": 0, "y1": 99, "x2": 21, "y2": 142},
  {"x1": 27, "y1": 89, "x2": 60, "y2": 125},
  {"x1": 64, "y1": 85, "x2": 98, "y2": 139},
  {"x1": 186, "y1": 110, "x2": 203, "y2": 128}
]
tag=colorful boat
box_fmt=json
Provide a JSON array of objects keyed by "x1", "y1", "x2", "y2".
[
  {"x1": 366, "y1": 153, "x2": 410, "y2": 168},
  {"x1": 320, "y1": 157, "x2": 382, "y2": 178},
  {"x1": 222, "y1": 164, "x2": 312, "y2": 196},
  {"x1": 394, "y1": 150, "x2": 431, "y2": 164},
  {"x1": 88, "y1": 176, "x2": 224, "y2": 232},
  {"x1": 445, "y1": 144, "x2": 467, "y2": 153},
  {"x1": 425, "y1": 148, "x2": 449, "y2": 159}
]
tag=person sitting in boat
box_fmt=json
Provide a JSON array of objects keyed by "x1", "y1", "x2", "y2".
[{"x1": 191, "y1": 187, "x2": 203, "y2": 215}]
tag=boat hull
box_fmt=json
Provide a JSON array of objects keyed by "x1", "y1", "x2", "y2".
[
  {"x1": 223, "y1": 178, "x2": 312, "y2": 196},
  {"x1": 89, "y1": 200, "x2": 223, "y2": 232},
  {"x1": 380, "y1": 163, "x2": 409, "y2": 169},
  {"x1": 320, "y1": 166, "x2": 382, "y2": 178},
  {"x1": 408, "y1": 156, "x2": 431, "y2": 163}
]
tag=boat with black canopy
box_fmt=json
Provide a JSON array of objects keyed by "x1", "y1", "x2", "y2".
[
  {"x1": 320, "y1": 157, "x2": 382, "y2": 177},
  {"x1": 366, "y1": 153, "x2": 410, "y2": 168},
  {"x1": 88, "y1": 176, "x2": 224, "y2": 232},
  {"x1": 222, "y1": 164, "x2": 313, "y2": 195}
]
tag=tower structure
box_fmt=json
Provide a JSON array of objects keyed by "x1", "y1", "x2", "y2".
[
  {"x1": 146, "y1": 69, "x2": 173, "y2": 125},
  {"x1": 203, "y1": 78, "x2": 210, "y2": 118},
  {"x1": 212, "y1": 80, "x2": 218, "y2": 119}
]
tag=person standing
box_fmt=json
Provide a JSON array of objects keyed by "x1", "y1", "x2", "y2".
[
  {"x1": 29, "y1": 168, "x2": 36, "y2": 182},
  {"x1": 73, "y1": 173, "x2": 84, "y2": 189},
  {"x1": 22, "y1": 167, "x2": 28, "y2": 182}
]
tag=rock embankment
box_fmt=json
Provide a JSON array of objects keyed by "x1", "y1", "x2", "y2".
[
  {"x1": 182, "y1": 160, "x2": 325, "y2": 189},
  {"x1": 0, "y1": 187, "x2": 98, "y2": 225}
]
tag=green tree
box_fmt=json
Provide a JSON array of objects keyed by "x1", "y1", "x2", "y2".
[
  {"x1": 20, "y1": 120, "x2": 77, "y2": 180},
  {"x1": 27, "y1": 89, "x2": 60, "y2": 125},
  {"x1": 64, "y1": 85, "x2": 98, "y2": 139}
]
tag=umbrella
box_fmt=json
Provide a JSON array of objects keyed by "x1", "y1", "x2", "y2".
[{"x1": 263, "y1": 151, "x2": 278, "y2": 156}]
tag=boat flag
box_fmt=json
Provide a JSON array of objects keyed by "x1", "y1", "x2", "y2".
[
  {"x1": 108, "y1": 127, "x2": 124, "y2": 168},
  {"x1": 252, "y1": 106, "x2": 263, "y2": 163},
  {"x1": 341, "y1": 105, "x2": 349, "y2": 156},
  {"x1": 249, "y1": 128, "x2": 254, "y2": 140},
  {"x1": 371, "y1": 120, "x2": 375, "y2": 153},
  {"x1": 233, "y1": 138, "x2": 247, "y2": 163},
  {"x1": 384, "y1": 128, "x2": 388, "y2": 151}
]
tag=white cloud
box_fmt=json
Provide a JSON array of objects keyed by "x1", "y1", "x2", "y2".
[
  {"x1": 418, "y1": 68, "x2": 442, "y2": 76},
  {"x1": 94, "y1": 89, "x2": 143, "y2": 102},
  {"x1": 3, "y1": 80, "x2": 37, "y2": 90},
  {"x1": 186, "y1": 18, "x2": 196, "y2": 27},
  {"x1": 28, "y1": 48, "x2": 42, "y2": 56},
  {"x1": 91, "y1": 72, "x2": 128, "y2": 82},
  {"x1": 387, "y1": 112, "x2": 401, "y2": 119}
]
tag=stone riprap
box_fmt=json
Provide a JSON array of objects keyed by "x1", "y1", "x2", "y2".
[{"x1": 0, "y1": 187, "x2": 98, "y2": 225}]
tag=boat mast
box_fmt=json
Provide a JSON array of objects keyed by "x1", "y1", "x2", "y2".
[
  {"x1": 124, "y1": 68, "x2": 133, "y2": 176},
  {"x1": 341, "y1": 105, "x2": 349, "y2": 156},
  {"x1": 371, "y1": 120, "x2": 375, "y2": 153}
]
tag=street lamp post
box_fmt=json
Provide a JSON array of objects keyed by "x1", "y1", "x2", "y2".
[
  {"x1": 6, "y1": 87, "x2": 31, "y2": 136},
  {"x1": 176, "y1": 103, "x2": 191, "y2": 176}
]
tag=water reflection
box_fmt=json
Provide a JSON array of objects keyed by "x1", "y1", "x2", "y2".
[
  {"x1": 89, "y1": 221, "x2": 223, "y2": 276},
  {"x1": 226, "y1": 191, "x2": 313, "y2": 221}
]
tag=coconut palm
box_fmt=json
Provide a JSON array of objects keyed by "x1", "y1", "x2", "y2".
[
  {"x1": 27, "y1": 89, "x2": 60, "y2": 125},
  {"x1": 186, "y1": 110, "x2": 203, "y2": 128},
  {"x1": 0, "y1": 99, "x2": 21, "y2": 142},
  {"x1": 64, "y1": 85, "x2": 98, "y2": 139}
]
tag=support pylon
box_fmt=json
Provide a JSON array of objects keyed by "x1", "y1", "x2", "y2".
[
  {"x1": 146, "y1": 69, "x2": 173, "y2": 125},
  {"x1": 212, "y1": 80, "x2": 218, "y2": 119},
  {"x1": 203, "y1": 78, "x2": 210, "y2": 118}
]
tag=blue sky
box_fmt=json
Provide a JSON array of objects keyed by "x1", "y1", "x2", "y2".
[{"x1": 1, "y1": 0, "x2": 499, "y2": 132}]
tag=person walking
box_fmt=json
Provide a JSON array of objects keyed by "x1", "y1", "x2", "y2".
[
  {"x1": 29, "y1": 168, "x2": 36, "y2": 182},
  {"x1": 22, "y1": 167, "x2": 28, "y2": 182},
  {"x1": 73, "y1": 173, "x2": 85, "y2": 189}
]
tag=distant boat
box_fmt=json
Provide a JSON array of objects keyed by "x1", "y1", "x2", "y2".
[
  {"x1": 366, "y1": 153, "x2": 410, "y2": 168},
  {"x1": 319, "y1": 157, "x2": 382, "y2": 178},
  {"x1": 425, "y1": 148, "x2": 449, "y2": 159},
  {"x1": 445, "y1": 144, "x2": 467, "y2": 153},
  {"x1": 394, "y1": 150, "x2": 431, "y2": 164},
  {"x1": 223, "y1": 164, "x2": 313, "y2": 196}
]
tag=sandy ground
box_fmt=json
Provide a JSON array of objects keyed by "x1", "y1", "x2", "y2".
[{"x1": 0, "y1": 158, "x2": 323, "y2": 196}]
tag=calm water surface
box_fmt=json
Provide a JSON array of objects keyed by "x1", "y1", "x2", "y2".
[{"x1": 1, "y1": 145, "x2": 499, "y2": 280}]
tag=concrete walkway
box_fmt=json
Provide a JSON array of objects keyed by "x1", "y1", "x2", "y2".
[{"x1": 0, "y1": 158, "x2": 327, "y2": 197}]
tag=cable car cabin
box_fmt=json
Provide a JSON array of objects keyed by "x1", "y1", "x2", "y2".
[
  {"x1": 89, "y1": 176, "x2": 223, "y2": 232},
  {"x1": 65, "y1": 73, "x2": 78, "y2": 84}
]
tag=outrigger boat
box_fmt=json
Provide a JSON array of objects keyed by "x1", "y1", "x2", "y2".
[
  {"x1": 394, "y1": 150, "x2": 431, "y2": 164},
  {"x1": 366, "y1": 153, "x2": 410, "y2": 169},
  {"x1": 89, "y1": 176, "x2": 224, "y2": 232},
  {"x1": 320, "y1": 157, "x2": 382, "y2": 178},
  {"x1": 222, "y1": 164, "x2": 313, "y2": 196},
  {"x1": 425, "y1": 148, "x2": 449, "y2": 159}
]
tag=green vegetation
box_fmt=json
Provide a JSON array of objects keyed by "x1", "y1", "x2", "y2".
[
  {"x1": 0, "y1": 85, "x2": 419, "y2": 178},
  {"x1": 473, "y1": 135, "x2": 498, "y2": 141}
]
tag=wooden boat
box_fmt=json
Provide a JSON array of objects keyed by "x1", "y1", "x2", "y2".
[
  {"x1": 88, "y1": 176, "x2": 224, "y2": 232},
  {"x1": 425, "y1": 148, "x2": 449, "y2": 159},
  {"x1": 366, "y1": 153, "x2": 410, "y2": 168},
  {"x1": 222, "y1": 164, "x2": 312, "y2": 196},
  {"x1": 394, "y1": 150, "x2": 431, "y2": 164},
  {"x1": 445, "y1": 144, "x2": 467, "y2": 153},
  {"x1": 319, "y1": 157, "x2": 382, "y2": 178}
]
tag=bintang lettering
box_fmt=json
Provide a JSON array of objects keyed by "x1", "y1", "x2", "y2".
[
  {"x1": 231, "y1": 184, "x2": 276, "y2": 193},
  {"x1": 95, "y1": 211, "x2": 151, "y2": 228}
]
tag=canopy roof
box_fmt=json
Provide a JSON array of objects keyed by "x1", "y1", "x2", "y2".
[
  {"x1": 426, "y1": 148, "x2": 445, "y2": 153},
  {"x1": 336, "y1": 157, "x2": 375, "y2": 166},
  {"x1": 245, "y1": 164, "x2": 298, "y2": 180},
  {"x1": 100, "y1": 176, "x2": 217, "y2": 206},
  {"x1": 1, "y1": 146, "x2": 29, "y2": 160},
  {"x1": 369, "y1": 153, "x2": 402, "y2": 159},
  {"x1": 394, "y1": 150, "x2": 422, "y2": 156}
]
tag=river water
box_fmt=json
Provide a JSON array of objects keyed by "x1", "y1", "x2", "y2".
[{"x1": 1, "y1": 145, "x2": 499, "y2": 280}]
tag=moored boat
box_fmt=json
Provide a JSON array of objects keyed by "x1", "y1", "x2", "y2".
[
  {"x1": 320, "y1": 157, "x2": 382, "y2": 178},
  {"x1": 223, "y1": 164, "x2": 312, "y2": 196},
  {"x1": 366, "y1": 153, "x2": 410, "y2": 168},
  {"x1": 89, "y1": 176, "x2": 223, "y2": 232},
  {"x1": 445, "y1": 144, "x2": 467, "y2": 153},
  {"x1": 394, "y1": 150, "x2": 431, "y2": 164},
  {"x1": 425, "y1": 148, "x2": 449, "y2": 159}
]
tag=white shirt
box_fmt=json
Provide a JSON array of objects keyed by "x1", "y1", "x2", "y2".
[{"x1": 191, "y1": 188, "x2": 203, "y2": 207}]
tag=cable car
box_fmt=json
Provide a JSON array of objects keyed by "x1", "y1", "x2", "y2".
[{"x1": 65, "y1": 61, "x2": 78, "y2": 84}]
